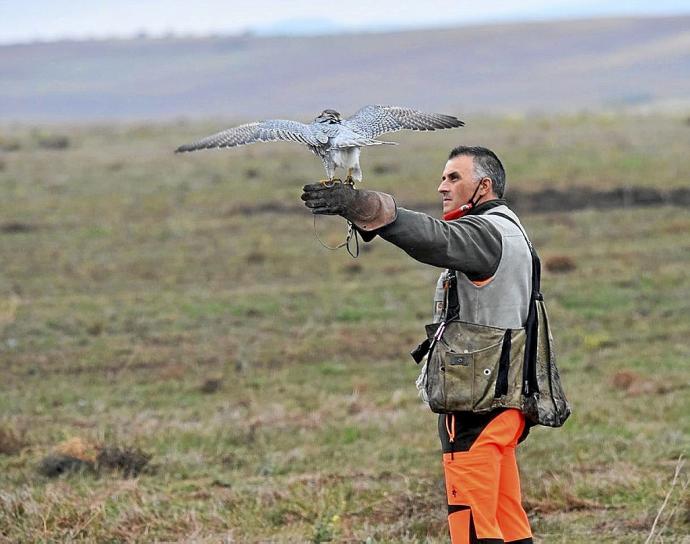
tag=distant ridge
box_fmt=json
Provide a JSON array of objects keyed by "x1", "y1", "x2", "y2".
[{"x1": 1, "y1": 15, "x2": 688, "y2": 121}]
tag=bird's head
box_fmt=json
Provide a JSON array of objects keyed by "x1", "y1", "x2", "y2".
[{"x1": 315, "y1": 109, "x2": 342, "y2": 124}]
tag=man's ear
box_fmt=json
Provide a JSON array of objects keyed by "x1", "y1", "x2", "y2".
[{"x1": 480, "y1": 177, "x2": 493, "y2": 196}]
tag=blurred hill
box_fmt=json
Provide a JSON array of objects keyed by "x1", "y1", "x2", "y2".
[{"x1": 1, "y1": 15, "x2": 689, "y2": 121}]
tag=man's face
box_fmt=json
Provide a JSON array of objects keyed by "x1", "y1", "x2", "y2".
[{"x1": 438, "y1": 155, "x2": 481, "y2": 215}]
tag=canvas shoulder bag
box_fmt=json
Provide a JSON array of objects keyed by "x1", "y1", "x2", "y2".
[
  {"x1": 410, "y1": 213, "x2": 571, "y2": 427},
  {"x1": 489, "y1": 212, "x2": 571, "y2": 427}
]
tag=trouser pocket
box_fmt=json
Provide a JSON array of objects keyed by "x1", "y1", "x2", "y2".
[{"x1": 442, "y1": 450, "x2": 503, "y2": 540}]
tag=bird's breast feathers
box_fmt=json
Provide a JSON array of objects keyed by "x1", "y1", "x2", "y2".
[{"x1": 330, "y1": 147, "x2": 360, "y2": 169}]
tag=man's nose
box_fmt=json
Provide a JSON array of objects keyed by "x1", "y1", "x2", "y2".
[{"x1": 438, "y1": 180, "x2": 448, "y2": 193}]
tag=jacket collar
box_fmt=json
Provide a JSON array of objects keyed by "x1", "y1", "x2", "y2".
[{"x1": 467, "y1": 199, "x2": 507, "y2": 216}]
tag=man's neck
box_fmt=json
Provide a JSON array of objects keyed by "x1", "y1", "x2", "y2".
[{"x1": 468, "y1": 198, "x2": 506, "y2": 216}]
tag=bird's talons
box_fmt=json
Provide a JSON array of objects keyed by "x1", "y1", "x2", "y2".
[
  {"x1": 343, "y1": 176, "x2": 355, "y2": 187},
  {"x1": 320, "y1": 178, "x2": 342, "y2": 187}
]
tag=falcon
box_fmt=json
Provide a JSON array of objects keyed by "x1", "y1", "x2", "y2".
[{"x1": 175, "y1": 105, "x2": 464, "y2": 184}]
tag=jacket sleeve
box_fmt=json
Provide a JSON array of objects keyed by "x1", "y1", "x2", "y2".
[{"x1": 377, "y1": 207, "x2": 503, "y2": 280}]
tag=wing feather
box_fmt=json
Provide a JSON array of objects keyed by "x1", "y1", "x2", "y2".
[
  {"x1": 175, "y1": 120, "x2": 320, "y2": 152},
  {"x1": 343, "y1": 105, "x2": 464, "y2": 138}
]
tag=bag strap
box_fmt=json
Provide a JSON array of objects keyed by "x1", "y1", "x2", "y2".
[
  {"x1": 444, "y1": 270, "x2": 460, "y2": 321},
  {"x1": 487, "y1": 211, "x2": 542, "y2": 395},
  {"x1": 488, "y1": 212, "x2": 541, "y2": 295}
]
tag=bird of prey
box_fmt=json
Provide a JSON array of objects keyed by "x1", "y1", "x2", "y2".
[{"x1": 175, "y1": 105, "x2": 464, "y2": 184}]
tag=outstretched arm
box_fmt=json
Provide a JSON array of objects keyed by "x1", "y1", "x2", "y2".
[
  {"x1": 301, "y1": 184, "x2": 502, "y2": 280},
  {"x1": 377, "y1": 208, "x2": 502, "y2": 281}
]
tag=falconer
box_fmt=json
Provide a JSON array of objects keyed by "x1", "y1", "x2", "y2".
[{"x1": 302, "y1": 146, "x2": 534, "y2": 544}]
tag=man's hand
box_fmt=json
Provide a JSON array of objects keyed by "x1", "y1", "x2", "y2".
[
  {"x1": 301, "y1": 182, "x2": 357, "y2": 215},
  {"x1": 301, "y1": 182, "x2": 397, "y2": 231}
]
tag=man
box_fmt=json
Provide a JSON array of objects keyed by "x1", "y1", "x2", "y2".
[{"x1": 302, "y1": 146, "x2": 534, "y2": 544}]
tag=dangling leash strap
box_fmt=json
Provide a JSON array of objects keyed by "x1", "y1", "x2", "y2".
[{"x1": 313, "y1": 216, "x2": 360, "y2": 258}]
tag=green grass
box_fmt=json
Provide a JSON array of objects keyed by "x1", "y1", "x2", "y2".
[{"x1": 0, "y1": 114, "x2": 688, "y2": 542}]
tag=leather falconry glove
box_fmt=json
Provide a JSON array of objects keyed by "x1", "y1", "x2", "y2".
[{"x1": 301, "y1": 183, "x2": 397, "y2": 232}]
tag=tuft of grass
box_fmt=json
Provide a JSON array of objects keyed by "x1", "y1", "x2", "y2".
[{"x1": 0, "y1": 423, "x2": 27, "y2": 456}]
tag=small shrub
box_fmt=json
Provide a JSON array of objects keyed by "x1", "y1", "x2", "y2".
[
  {"x1": 545, "y1": 255, "x2": 576, "y2": 273},
  {"x1": 86, "y1": 321, "x2": 104, "y2": 336},
  {"x1": 245, "y1": 167, "x2": 260, "y2": 179},
  {"x1": 37, "y1": 134, "x2": 70, "y2": 150},
  {"x1": 96, "y1": 445, "x2": 152, "y2": 477},
  {"x1": 37, "y1": 438, "x2": 152, "y2": 478},
  {"x1": 372, "y1": 163, "x2": 397, "y2": 175},
  {"x1": 0, "y1": 222, "x2": 36, "y2": 234},
  {"x1": 0, "y1": 424, "x2": 26, "y2": 455},
  {"x1": 200, "y1": 377, "x2": 223, "y2": 394},
  {"x1": 38, "y1": 454, "x2": 94, "y2": 477},
  {"x1": 611, "y1": 370, "x2": 638, "y2": 391},
  {"x1": 610, "y1": 370, "x2": 674, "y2": 396},
  {"x1": 246, "y1": 250, "x2": 266, "y2": 264},
  {"x1": 312, "y1": 514, "x2": 339, "y2": 543},
  {"x1": 342, "y1": 262, "x2": 363, "y2": 274},
  {"x1": 107, "y1": 161, "x2": 125, "y2": 171},
  {"x1": 0, "y1": 137, "x2": 20, "y2": 151}
]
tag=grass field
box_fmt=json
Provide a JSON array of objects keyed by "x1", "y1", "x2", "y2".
[{"x1": 0, "y1": 114, "x2": 689, "y2": 543}]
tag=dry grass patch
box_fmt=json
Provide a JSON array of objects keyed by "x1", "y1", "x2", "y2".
[
  {"x1": 0, "y1": 424, "x2": 27, "y2": 456},
  {"x1": 525, "y1": 492, "x2": 608, "y2": 514},
  {"x1": 610, "y1": 370, "x2": 682, "y2": 396}
]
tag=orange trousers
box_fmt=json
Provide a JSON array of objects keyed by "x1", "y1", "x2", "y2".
[{"x1": 440, "y1": 409, "x2": 532, "y2": 544}]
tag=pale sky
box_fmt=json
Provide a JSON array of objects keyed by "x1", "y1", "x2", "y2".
[{"x1": 1, "y1": 0, "x2": 689, "y2": 44}]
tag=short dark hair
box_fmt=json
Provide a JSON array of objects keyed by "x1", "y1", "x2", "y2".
[{"x1": 448, "y1": 146, "x2": 506, "y2": 198}]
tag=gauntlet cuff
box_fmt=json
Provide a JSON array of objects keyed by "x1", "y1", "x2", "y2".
[{"x1": 347, "y1": 191, "x2": 397, "y2": 232}]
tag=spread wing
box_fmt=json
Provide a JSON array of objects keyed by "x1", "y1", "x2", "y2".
[
  {"x1": 175, "y1": 120, "x2": 322, "y2": 153},
  {"x1": 343, "y1": 105, "x2": 464, "y2": 139}
]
